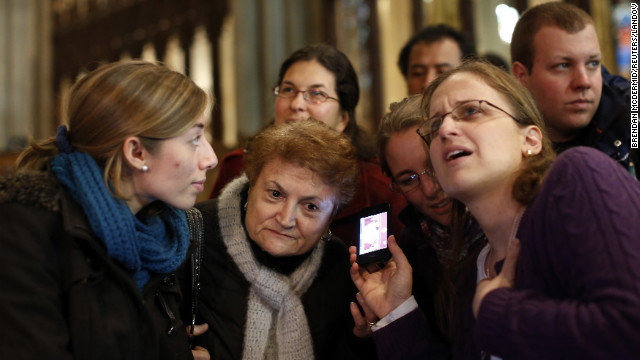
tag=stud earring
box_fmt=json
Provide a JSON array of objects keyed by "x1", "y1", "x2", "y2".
[
  {"x1": 527, "y1": 149, "x2": 533, "y2": 156},
  {"x1": 142, "y1": 165, "x2": 149, "y2": 172}
]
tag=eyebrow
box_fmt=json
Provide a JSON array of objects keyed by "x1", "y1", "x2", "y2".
[
  {"x1": 191, "y1": 123, "x2": 205, "y2": 132},
  {"x1": 269, "y1": 180, "x2": 323, "y2": 203},
  {"x1": 429, "y1": 99, "x2": 476, "y2": 117},
  {"x1": 410, "y1": 63, "x2": 453, "y2": 70},
  {"x1": 553, "y1": 53, "x2": 602, "y2": 62},
  {"x1": 270, "y1": 181, "x2": 286, "y2": 193},
  {"x1": 282, "y1": 80, "x2": 328, "y2": 89}
]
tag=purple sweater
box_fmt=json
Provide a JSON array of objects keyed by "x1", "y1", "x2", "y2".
[
  {"x1": 476, "y1": 146, "x2": 640, "y2": 359},
  {"x1": 374, "y1": 147, "x2": 640, "y2": 359}
]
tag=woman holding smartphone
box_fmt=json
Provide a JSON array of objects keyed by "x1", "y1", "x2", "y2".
[{"x1": 351, "y1": 60, "x2": 640, "y2": 359}]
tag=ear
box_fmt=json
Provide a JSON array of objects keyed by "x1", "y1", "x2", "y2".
[
  {"x1": 335, "y1": 111, "x2": 349, "y2": 133},
  {"x1": 511, "y1": 61, "x2": 530, "y2": 86},
  {"x1": 521, "y1": 125, "x2": 543, "y2": 157},
  {"x1": 122, "y1": 136, "x2": 148, "y2": 171}
]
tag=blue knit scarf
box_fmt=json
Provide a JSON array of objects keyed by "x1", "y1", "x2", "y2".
[{"x1": 51, "y1": 151, "x2": 190, "y2": 289}]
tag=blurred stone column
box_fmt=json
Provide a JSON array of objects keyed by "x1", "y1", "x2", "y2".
[{"x1": 0, "y1": 0, "x2": 52, "y2": 152}]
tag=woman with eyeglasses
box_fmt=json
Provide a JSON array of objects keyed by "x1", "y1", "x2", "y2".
[
  {"x1": 350, "y1": 61, "x2": 640, "y2": 359},
  {"x1": 209, "y1": 43, "x2": 406, "y2": 246},
  {"x1": 355, "y1": 94, "x2": 485, "y2": 355}
]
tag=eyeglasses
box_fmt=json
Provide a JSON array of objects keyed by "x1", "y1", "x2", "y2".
[
  {"x1": 273, "y1": 85, "x2": 339, "y2": 104},
  {"x1": 390, "y1": 168, "x2": 438, "y2": 193},
  {"x1": 417, "y1": 100, "x2": 522, "y2": 146}
]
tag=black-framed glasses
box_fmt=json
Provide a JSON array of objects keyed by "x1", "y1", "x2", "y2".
[
  {"x1": 390, "y1": 168, "x2": 438, "y2": 193},
  {"x1": 273, "y1": 85, "x2": 339, "y2": 104},
  {"x1": 417, "y1": 100, "x2": 522, "y2": 145}
]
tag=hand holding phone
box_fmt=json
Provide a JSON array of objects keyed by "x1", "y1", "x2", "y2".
[{"x1": 356, "y1": 202, "x2": 392, "y2": 266}]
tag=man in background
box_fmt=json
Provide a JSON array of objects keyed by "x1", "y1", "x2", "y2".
[
  {"x1": 511, "y1": 1, "x2": 637, "y2": 175},
  {"x1": 398, "y1": 24, "x2": 476, "y2": 95}
]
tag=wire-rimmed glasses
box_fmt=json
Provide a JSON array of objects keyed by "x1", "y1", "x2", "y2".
[
  {"x1": 390, "y1": 168, "x2": 438, "y2": 193},
  {"x1": 273, "y1": 85, "x2": 339, "y2": 104},
  {"x1": 417, "y1": 99, "x2": 522, "y2": 145}
]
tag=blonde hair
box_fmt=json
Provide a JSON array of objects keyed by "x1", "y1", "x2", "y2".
[
  {"x1": 17, "y1": 60, "x2": 209, "y2": 198},
  {"x1": 244, "y1": 119, "x2": 359, "y2": 217}
]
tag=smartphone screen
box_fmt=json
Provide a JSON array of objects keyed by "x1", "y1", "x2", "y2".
[
  {"x1": 357, "y1": 202, "x2": 392, "y2": 265},
  {"x1": 359, "y1": 212, "x2": 388, "y2": 255}
]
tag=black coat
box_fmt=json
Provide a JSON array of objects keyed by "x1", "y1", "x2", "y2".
[{"x1": 0, "y1": 172, "x2": 195, "y2": 360}]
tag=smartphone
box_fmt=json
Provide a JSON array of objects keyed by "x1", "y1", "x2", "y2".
[{"x1": 356, "y1": 202, "x2": 392, "y2": 266}]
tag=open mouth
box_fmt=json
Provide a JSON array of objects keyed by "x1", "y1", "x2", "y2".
[{"x1": 446, "y1": 150, "x2": 471, "y2": 161}]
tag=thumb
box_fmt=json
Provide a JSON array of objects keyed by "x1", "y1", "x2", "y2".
[
  {"x1": 190, "y1": 323, "x2": 209, "y2": 336},
  {"x1": 500, "y1": 237, "x2": 520, "y2": 285},
  {"x1": 388, "y1": 235, "x2": 411, "y2": 273}
]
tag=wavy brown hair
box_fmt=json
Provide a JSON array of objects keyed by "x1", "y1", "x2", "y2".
[{"x1": 244, "y1": 119, "x2": 359, "y2": 217}]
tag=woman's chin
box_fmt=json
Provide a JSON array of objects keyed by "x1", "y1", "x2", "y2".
[{"x1": 258, "y1": 238, "x2": 297, "y2": 257}]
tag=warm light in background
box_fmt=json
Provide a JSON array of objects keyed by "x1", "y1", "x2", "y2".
[{"x1": 495, "y1": 4, "x2": 519, "y2": 44}]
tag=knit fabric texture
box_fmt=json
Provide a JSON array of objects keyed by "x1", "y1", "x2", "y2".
[
  {"x1": 218, "y1": 175, "x2": 325, "y2": 360},
  {"x1": 51, "y1": 151, "x2": 190, "y2": 289}
]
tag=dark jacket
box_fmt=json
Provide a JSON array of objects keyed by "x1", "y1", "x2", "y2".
[
  {"x1": 0, "y1": 172, "x2": 195, "y2": 360},
  {"x1": 556, "y1": 66, "x2": 638, "y2": 175},
  {"x1": 192, "y1": 192, "x2": 376, "y2": 359},
  {"x1": 395, "y1": 206, "x2": 486, "y2": 359},
  {"x1": 396, "y1": 207, "x2": 448, "y2": 350}
]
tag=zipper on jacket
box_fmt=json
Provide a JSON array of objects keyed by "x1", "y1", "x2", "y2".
[{"x1": 155, "y1": 291, "x2": 178, "y2": 335}]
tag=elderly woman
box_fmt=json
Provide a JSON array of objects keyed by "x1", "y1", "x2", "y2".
[
  {"x1": 350, "y1": 61, "x2": 640, "y2": 359},
  {"x1": 192, "y1": 119, "x2": 375, "y2": 359}
]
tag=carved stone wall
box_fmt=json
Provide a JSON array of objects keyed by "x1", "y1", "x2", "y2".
[{"x1": 52, "y1": 0, "x2": 228, "y2": 137}]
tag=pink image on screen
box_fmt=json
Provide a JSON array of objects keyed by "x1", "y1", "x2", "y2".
[{"x1": 359, "y1": 212, "x2": 388, "y2": 254}]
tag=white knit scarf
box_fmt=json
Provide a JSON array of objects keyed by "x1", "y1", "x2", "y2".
[{"x1": 218, "y1": 175, "x2": 325, "y2": 360}]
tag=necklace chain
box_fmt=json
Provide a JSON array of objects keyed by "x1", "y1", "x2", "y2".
[
  {"x1": 508, "y1": 210, "x2": 522, "y2": 242},
  {"x1": 485, "y1": 208, "x2": 523, "y2": 277}
]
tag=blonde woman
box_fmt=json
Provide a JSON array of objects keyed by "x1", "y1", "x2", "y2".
[{"x1": 0, "y1": 61, "x2": 217, "y2": 360}]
